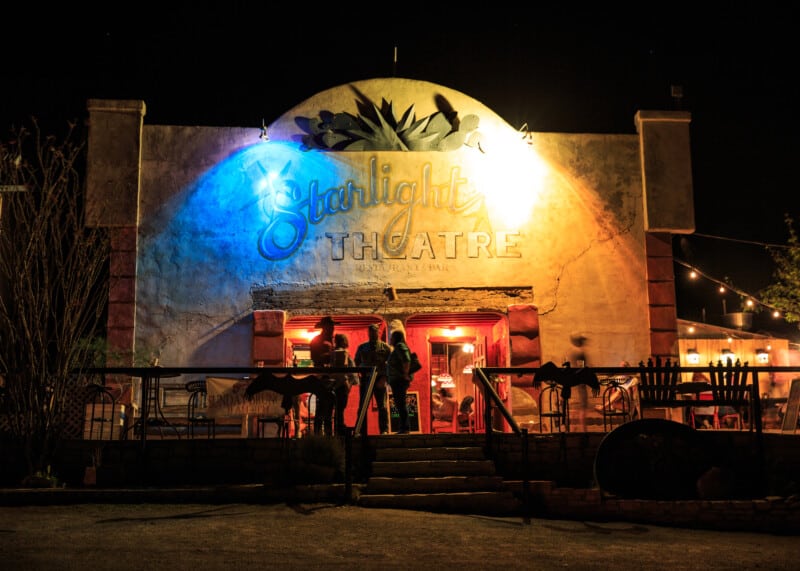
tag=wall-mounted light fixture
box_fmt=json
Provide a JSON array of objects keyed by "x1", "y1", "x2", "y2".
[
  {"x1": 720, "y1": 348, "x2": 736, "y2": 364},
  {"x1": 437, "y1": 373, "x2": 455, "y2": 388},
  {"x1": 756, "y1": 348, "x2": 769, "y2": 364},
  {"x1": 259, "y1": 119, "x2": 269, "y2": 142},
  {"x1": 686, "y1": 348, "x2": 700, "y2": 364}
]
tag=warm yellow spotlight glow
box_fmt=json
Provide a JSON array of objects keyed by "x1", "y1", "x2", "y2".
[
  {"x1": 719, "y1": 286, "x2": 726, "y2": 293},
  {"x1": 746, "y1": 299, "x2": 754, "y2": 308},
  {"x1": 471, "y1": 130, "x2": 547, "y2": 227},
  {"x1": 689, "y1": 270, "x2": 698, "y2": 279}
]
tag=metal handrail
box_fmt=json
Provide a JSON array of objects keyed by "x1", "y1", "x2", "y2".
[{"x1": 472, "y1": 367, "x2": 529, "y2": 521}]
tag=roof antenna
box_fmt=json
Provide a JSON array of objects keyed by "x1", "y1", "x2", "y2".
[{"x1": 393, "y1": 45, "x2": 398, "y2": 77}]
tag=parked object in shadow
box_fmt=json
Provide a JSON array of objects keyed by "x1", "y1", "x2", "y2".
[{"x1": 594, "y1": 419, "x2": 708, "y2": 500}]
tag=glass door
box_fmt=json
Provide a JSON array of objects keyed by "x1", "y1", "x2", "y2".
[{"x1": 430, "y1": 340, "x2": 478, "y2": 429}]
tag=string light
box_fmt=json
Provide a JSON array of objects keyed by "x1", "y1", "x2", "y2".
[
  {"x1": 674, "y1": 258, "x2": 784, "y2": 320},
  {"x1": 692, "y1": 233, "x2": 791, "y2": 249}
]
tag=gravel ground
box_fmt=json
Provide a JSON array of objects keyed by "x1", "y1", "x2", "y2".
[{"x1": 1, "y1": 503, "x2": 797, "y2": 570}]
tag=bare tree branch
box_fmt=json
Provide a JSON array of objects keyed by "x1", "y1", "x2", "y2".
[{"x1": 0, "y1": 119, "x2": 110, "y2": 480}]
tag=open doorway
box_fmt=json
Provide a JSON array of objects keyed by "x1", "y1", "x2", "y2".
[{"x1": 430, "y1": 340, "x2": 478, "y2": 431}]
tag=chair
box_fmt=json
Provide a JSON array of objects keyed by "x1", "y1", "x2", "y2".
[
  {"x1": 689, "y1": 391, "x2": 719, "y2": 429},
  {"x1": 457, "y1": 395, "x2": 476, "y2": 433},
  {"x1": 538, "y1": 381, "x2": 568, "y2": 433},
  {"x1": 637, "y1": 357, "x2": 681, "y2": 419},
  {"x1": 256, "y1": 415, "x2": 290, "y2": 438},
  {"x1": 600, "y1": 376, "x2": 634, "y2": 431},
  {"x1": 431, "y1": 394, "x2": 458, "y2": 433},
  {"x1": 255, "y1": 391, "x2": 294, "y2": 439},
  {"x1": 708, "y1": 360, "x2": 750, "y2": 430},
  {"x1": 186, "y1": 380, "x2": 215, "y2": 439},
  {"x1": 83, "y1": 382, "x2": 120, "y2": 440},
  {"x1": 718, "y1": 408, "x2": 743, "y2": 429}
]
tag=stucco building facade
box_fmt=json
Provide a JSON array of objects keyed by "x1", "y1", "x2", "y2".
[{"x1": 84, "y1": 78, "x2": 694, "y2": 434}]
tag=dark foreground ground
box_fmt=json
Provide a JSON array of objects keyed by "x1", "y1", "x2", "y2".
[{"x1": 0, "y1": 502, "x2": 796, "y2": 570}]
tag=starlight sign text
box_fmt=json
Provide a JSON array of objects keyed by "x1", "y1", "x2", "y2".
[{"x1": 257, "y1": 156, "x2": 521, "y2": 261}]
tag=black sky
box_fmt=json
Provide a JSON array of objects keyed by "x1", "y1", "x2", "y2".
[{"x1": 3, "y1": 3, "x2": 797, "y2": 334}]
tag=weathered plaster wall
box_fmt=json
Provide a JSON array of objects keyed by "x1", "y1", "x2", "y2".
[{"x1": 122, "y1": 79, "x2": 657, "y2": 367}]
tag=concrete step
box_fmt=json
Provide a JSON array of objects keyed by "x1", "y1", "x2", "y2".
[
  {"x1": 365, "y1": 475, "x2": 506, "y2": 494},
  {"x1": 359, "y1": 436, "x2": 517, "y2": 515},
  {"x1": 370, "y1": 459, "x2": 496, "y2": 477},
  {"x1": 356, "y1": 490, "x2": 522, "y2": 515}
]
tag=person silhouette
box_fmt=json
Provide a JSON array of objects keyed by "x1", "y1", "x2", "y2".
[
  {"x1": 310, "y1": 316, "x2": 337, "y2": 435},
  {"x1": 354, "y1": 323, "x2": 392, "y2": 434}
]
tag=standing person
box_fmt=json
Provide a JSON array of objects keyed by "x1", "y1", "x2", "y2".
[
  {"x1": 354, "y1": 323, "x2": 392, "y2": 435},
  {"x1": 432, "y1": 387, "x2": 457, "y2": 423},
  {"x1": 387, "y1": 329, "x2": 413, "y2": 434},
  {"x1": 331, "y1": 332, "x2": 358, "y2": 436},
  {"x1": 568, "y1": 332, "x2": 590, "y2": 432},
  {"x1": 310, "y1": 316, "x2": 337, "y2": 435}
]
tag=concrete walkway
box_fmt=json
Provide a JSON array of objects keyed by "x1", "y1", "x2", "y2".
[{"x1": 2, "y1": 501, "x2": 798, "y2": 570}]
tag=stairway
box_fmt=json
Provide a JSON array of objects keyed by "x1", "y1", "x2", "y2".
[{"x1": 355, "y1": 434, "x2": 522, "y2": 516}]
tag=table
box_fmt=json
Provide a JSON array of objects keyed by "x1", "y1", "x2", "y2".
[
  {"x1": 675, "y1": 382, "x2": 713, "y2": 426},
  {"x1": 130, "y1": 369, "x2": 182, "y2": 445},
  {"x1": 675, "y1": 381, "x2": 712, "y2": 396}
]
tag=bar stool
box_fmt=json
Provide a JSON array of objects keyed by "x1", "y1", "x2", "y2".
[
  {"x1": 600, "y1": 379, "x2": 633, "y2": 431},
  {"x1": 538, "y1": 381, "x2": 568, "y2": 433},
  {"x1": 186, "y1": 380, "x2": 215, "y2": 439},
  {"x1": 84, "y1": 382, "x2": 119, "y2": 440}
]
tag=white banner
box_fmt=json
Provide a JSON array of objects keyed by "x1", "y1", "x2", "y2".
[{"x1": 205, "y1": 377, "x2": 284, "y2": 417}]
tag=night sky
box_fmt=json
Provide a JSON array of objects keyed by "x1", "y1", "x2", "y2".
[{"x1": 3, "y1": 3, "x2": 796, "y2": 335}]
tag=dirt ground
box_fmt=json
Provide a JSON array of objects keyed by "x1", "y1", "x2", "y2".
[{"x1": 1, "y1": 503, "x2": 797, "y2": 570}]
